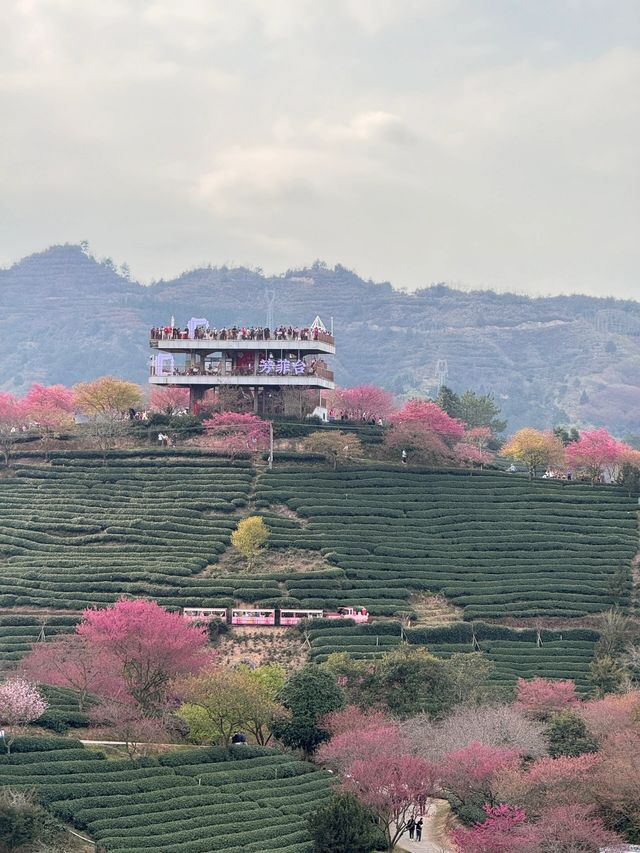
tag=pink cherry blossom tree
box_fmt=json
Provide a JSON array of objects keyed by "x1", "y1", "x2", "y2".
[
  {"x1": 492, "y1": 753, "x2": 599, "y2": 816},
  {"x1": 532, "y1": 804, "x2": 622, "y2": 852},
  {"x1": 390, "y1": 399, "x2": 466, "y2": 442},
  {"x1": 19, "y1": 633, "x2": 122, "y2": 711},
  {"x1": 455, "y1": 442, "x2": 494, "y2": 468},
  {"x1": 452, "y1": 802, "x2": 620, "y2": 853},
  {"x1": 201, "y1": 412, "x2": 270, "y2": 456},
  {"x1": 90, "y1": 698, "x2": 167, "y2": 759},
  {"x1": 77, "y1": 598, "x2": 211, "y2": 713},
  {"x1": 317, "y1": 706, "x2": 403, "y2": 771},
  {"x1": 514, "y1": 677, "x2": 579, "y2": 721},
  {"x1": 565, "y1": 428, "x2": 624, "y2": 482},
  {"x1": 451, "y1": 803, "x2": 536, "y2": 853},
  {"x1": 437, "y1": 741, "x2": 522, "y2": 807},
  {"x1": 333, "y1": 385, "x2": 395, "y2": 421},
  {"x1": 22, "y1": 384, "x2": 74, "y2": 430},
  {"x1": 322, "y1": 705, "x2": 393, "y2": 737},
  {"x1": 149, "y1": 387, "x2": 190, "y2": 416},
  {"x1": 21, "y1": 383, "x2": 75, "y2": 457},
  {"x1": 343, "y1": 753, "x2": 437, "y2": 852},
  {"x1": 381, "y1": 420, "x2": 456, "y2": 466},
  {"x1": 0, "y1": 677, "x2": 48, "y2": 754}
]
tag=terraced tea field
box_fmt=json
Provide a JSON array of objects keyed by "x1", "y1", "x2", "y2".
[
  {"x1": 257, "y1": 466, "x2": 638, "y2": 620},
  {"x1": 0, "y1": 738, "x2": 332, "y2": 852},
  {"x1": 0, "y1": 614, "x2": 79, "y2": 672},
  {"x1": 307, "y1": 620, "x2": 599, "y2": 692},
  {"x1": 0, "y1": 453, "x2": 256, "y2": 610},
  {"x1": 0, "y1": 455, "x2": 636, "y2": 688}
]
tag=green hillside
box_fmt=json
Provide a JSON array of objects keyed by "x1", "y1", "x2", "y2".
[
  {"x1": 0, "y1": 452, "x2": 637, "y2": 689},
  {"x1": 1, "y1": 455, "x2": 635, "y2": 619},
  {"x1": 0, "y1": 739, "x2": 332, "y2": 853},
  {"x1": 256, "y1": 465, "x2": 637, "y2": 619}
]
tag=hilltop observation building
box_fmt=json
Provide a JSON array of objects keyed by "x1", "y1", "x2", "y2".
[{"x1": 149, "y1": 316, "x2": 335, "y2": 416}]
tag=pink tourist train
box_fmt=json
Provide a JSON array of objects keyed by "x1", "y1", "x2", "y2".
[{"x1": 183, "y1": 606, "x2": 369, "y2": 626}]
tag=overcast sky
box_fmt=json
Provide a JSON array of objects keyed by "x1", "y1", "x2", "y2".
[{"x1": 1, "y1": 1, "x2": 638, "y2": 297}]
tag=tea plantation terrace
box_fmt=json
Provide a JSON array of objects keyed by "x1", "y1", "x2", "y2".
[
  {"x1": 0, "y1": 454, "x2": 636, "y2": 665},
  {"x1": 306, "y1": 620, "x2": 600, "y2": 692},
  {"x1": 256, "y1": 466, "x2": 637, "y2": 620},
  {"x1": 0, "y1": 738, "x2": 332, "y2": 852}
]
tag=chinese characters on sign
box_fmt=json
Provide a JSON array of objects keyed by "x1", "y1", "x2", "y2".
[{"x1": 258, "y1": 358, "x2": 307, "y2": 375}]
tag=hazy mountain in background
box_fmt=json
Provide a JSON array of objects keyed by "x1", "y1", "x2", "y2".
[{"x1": 2, "y1": 244, "x2": 640, "y2": 434}]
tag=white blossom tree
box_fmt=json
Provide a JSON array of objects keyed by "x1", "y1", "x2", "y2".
[{"x1": 0, "y1": 677, "x2": 48, "y2": 754}]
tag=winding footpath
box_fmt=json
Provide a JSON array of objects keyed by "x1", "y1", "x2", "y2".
[{"x1": 395, "y1": 800, "x2": 456, "y2": 853}]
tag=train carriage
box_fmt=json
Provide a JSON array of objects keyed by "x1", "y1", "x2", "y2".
[
  {"x1": 182, "y1": 605, "x2": 368, "y2": 626},
  {"x1": 279, "y1": 609, "x2": 324, "y2": 626}
]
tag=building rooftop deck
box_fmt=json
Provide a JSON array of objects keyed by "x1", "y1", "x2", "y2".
[
  {"x1": 151, "y1": 325, "x2": 334, "y2": 346},
  {"x1": 149, "y1": 373, "x2": 334, "y2": 390}
]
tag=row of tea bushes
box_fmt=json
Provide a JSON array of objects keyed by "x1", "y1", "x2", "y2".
[
  {"x1": 255, "y1": 466, "x2": 637, "y2": 620},
  {"x1": 406, "y1": 622, "x2": 599, "y2": 692},
  {"x1": 37, "y1": 685, "x2": 90, "y2": 732},
  {"x1": 0, "y1": 614, "x2": 80, "y2": 671},
  {"x1": 0, "y1": 456, "x2": 256, "y2": 610},
  {"x1": 308, "y1": 620, "x2": 403, "y2": 662},
  {"x1": 0, "y1": 739, "x2": 332, "y2": 852},
  {"x1": 306, "y1": 618, "x2": 599, "y2": 691}
]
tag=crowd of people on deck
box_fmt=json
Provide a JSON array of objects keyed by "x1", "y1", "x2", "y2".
[{"x1": 150, "y1": 325, "x2": 331, "y2": 343}]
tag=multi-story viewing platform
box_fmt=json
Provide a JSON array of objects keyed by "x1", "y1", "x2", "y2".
[{"x1": 149, "y1": 316, "x2": 335, "y2": 414}]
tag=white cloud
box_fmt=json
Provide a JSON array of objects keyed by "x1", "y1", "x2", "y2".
[{"x1": 0, "y1": 1, "x2": 638, "y2": 297}]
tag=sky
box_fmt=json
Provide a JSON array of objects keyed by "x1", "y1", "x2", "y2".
[{"x1": 0, "y1": 0, "x2": 638, "y2": 297}]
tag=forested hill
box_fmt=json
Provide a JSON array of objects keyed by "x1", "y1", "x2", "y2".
[{"x1": 3, "y1": 243, "x2": 640, "y2": 433}]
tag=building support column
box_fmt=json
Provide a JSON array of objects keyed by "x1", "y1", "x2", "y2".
[{"x1": 189, "y1": 385, "x2": 205, "y2": 414}]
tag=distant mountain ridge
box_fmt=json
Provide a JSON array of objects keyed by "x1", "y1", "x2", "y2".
[{"x1": 2, "y1": 243, "x2": 640, "y2": 434}]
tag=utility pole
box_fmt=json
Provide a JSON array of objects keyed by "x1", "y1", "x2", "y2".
[
  {"x1": 435, "y1": 358, "x2": 449, "y2": 393},
  {"x1": 265, "y1": 288, "x2": 276, "y2": 331},
  {"x1": 268, "y1": 422, "x2": 273, "y2": 470}
]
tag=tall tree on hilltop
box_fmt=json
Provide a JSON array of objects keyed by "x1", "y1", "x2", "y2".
[
  {"x1": 333, "y1": 385, "x2": 395, "y2": 421},
  {"x1": 565, "y1": 428, "x2": 624, "y2": 482},
  {"x1": 390, "y1": 399, "x2": 465, "y2": 442},
  {"x1": 201, "y1": 412, "x2": 270, "y2": 456},
  {"x1": 436, "y1": 385, "x2": 461, "y2": 419},
  {"x1": 437, "y1": 387, "x2": 506, "y2": 435},
  {"x1": 73, "y1": 376, "x2": 142, "y2": 457},
  {"x1": 457, "y1": 390, "x2": 507, "y2": 434},
  {"x1": 502, "y1": 428, "x2": 565, "y2": 479},
  {"x1": 149, "y1": 386, "x2": 190, "y2": 416}
]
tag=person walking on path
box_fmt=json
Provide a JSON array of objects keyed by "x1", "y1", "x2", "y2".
[
  {"x1": 407, "y1": 817, "x2": 416, "y2": 840},
  {"x1": 415, "y1": 818, "x2": 423, "y2": 842}
]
